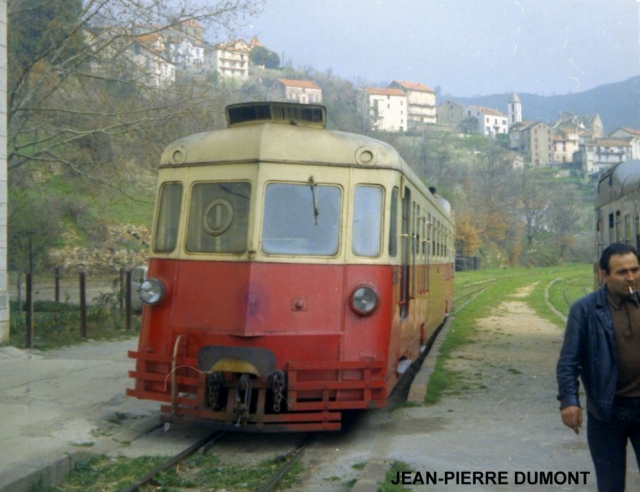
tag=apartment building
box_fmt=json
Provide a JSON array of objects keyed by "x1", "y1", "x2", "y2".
[
  {"x1": 130, "y1": 34, "x2": 176, "y2": 87},
  {"x1": 388, "y1": 80, "x2": 436, "y2": 129},
  {"x1": 210, "y1": 39, "x2": 252, "y2": 80},
  {"x1": 575, "y1": 138, "x2": 631, "y2": 175},
  {"x1": 509, "y1": 121, "x2": 553, "y2": 167},
  {"x1": 165, "y1": 20, "x2": 205, "y2": 71},
  {"x1": 552, "y1": 126, "x2": 580, "y2": 164},
  {"x1": 609, "y1": 127, "x2": 640, "y2": 159},
  {"x1": 359, "y1": 88, "x2": 408, "y2": 132}
]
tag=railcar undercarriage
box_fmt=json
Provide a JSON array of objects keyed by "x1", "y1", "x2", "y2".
[{"x1": 127, "y1": 344, "x2": 387, "y2": 432}]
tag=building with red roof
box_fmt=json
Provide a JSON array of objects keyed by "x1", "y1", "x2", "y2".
[
  {"x1": 388, "y1": 80, "x2": 436, "y2": 129},
  {"x1": 267, "y1": 78, "x2": 323, "y2": 104}
]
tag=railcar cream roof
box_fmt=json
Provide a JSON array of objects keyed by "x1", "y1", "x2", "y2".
[
  {"x1": 159, "y1": 103, "x2": 451, "y2": 218},
  {"x1": 160, "y1": 122, "x2": 404, "y2": 169},
  {"x1": 596, "y1": 159, "x2": 640, "y2": 207}
]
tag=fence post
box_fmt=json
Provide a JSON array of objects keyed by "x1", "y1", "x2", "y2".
[
  {"x1": 16, "y1": 273, "x2": 22, "y2": 315},
  {"x1": 79, "y1": 271, "x2": 87, "y2": 339},
  {"x1": 119, "y1": 268, "x2": 124, "y2": 314},
  {"x1": 54, "y1": 267, "x2": 60, "y2": 303},
  {"x1": 25, "y1": 272, "x2": 33, "y2": 349},
  {"x1": 125, "y1": 269, "x2": 132, "y2": 331}
]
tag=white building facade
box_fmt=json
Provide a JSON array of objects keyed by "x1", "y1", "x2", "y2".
[
  {"x1": 507, "y1": 93, "x2": 522, "y2": 127},
  {"x1": 465, "y1": 106, "x2": 508, "y2": 136},
  {"x1": 131, "y1": 34, "x2": 175, "y2": 88},
  {"x1": 577, "y1": 138, "x2": 632, "y2": 175},
  {"x1": 388, "y1": 80, "x2": 436, "y2": 129},
  {"x1": 359, "y1": 88, "x2": 408, "y2": 132},
  {"x1": 210, "y1": 39, "x2": 251, "y2": 80},
  {"x1": 609, "y1": 127, "x2": 640, "y2": 160}
]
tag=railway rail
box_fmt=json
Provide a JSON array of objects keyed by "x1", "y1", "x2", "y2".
[
  {"x1": 117, "y1": 431, "x2": 315, "y2": 492},
  {"x1": 452, "y1": 277, "x2": 501, "y2": 312}
]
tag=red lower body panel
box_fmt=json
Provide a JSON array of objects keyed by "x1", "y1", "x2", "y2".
[{"x1": 126, "y1": 348, "x2": 386, "y2": 432}]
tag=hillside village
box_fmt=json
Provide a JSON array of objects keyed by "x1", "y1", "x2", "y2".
[{"x1": 85, "y1": 19, "x2": 639, "y2": 179}]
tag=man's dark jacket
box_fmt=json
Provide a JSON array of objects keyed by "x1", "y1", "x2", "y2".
[{"x1": 556, "y1": 285, "x2": 639, "y2": 421}]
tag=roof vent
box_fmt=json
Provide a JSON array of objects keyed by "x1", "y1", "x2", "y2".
[{"x1": 226, "y1": 102, "x2": 326, "y2": 129}]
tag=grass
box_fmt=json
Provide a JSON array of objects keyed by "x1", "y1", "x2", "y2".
[
  {"x1": 41, "y1": 453, "x2": 304, "y2": 492},
  {"x1": 378, "y1": 461, "x2": 412, "y2": 492},
  {"x1": 426, "y1": 263, "x2": 593, "y2": 405},
  {"x1": 41, "y1": 174, "x2": 155, "y2": 227},
  {"x1": 9, "y1": 299, "x2": 140, "y2": 351}
]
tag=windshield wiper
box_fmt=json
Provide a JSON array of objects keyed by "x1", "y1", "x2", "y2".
[{"x1": 309, "y1": 176, "x2": 319, "y2": 225}]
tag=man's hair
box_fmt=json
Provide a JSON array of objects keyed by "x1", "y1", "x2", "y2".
[{"x1": 599, "y1": 243, "x2": 640, "y2": 274}]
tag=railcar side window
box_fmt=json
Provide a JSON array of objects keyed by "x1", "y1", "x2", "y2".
[
  {"x1": 262, "y1": 183, "x2": 341, "y2": 255},
  {"x1": 389, "y1": 188, "x2": 398, "y2": 256},
  {"x1": 186, "y1": 182, "x2": 250, "y2": 254},
  {"x1": 154, "y1": 182, "x2": 183, "y2": 253},
  {"x1": 352, "y1": 186, "x2": 383, "y2": 257}
]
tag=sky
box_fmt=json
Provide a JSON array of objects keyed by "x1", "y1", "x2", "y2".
[{"x1": 223, "y1": 0, "x2": 640, "y2": 97}]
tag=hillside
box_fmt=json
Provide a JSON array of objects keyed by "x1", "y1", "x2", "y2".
[{"x1": 443, "y1": 76, "x2": 640, "y2": 133}]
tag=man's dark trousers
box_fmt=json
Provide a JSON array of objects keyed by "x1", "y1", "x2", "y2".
[{"x1": 588, "y1": 397, "x2": 640, "y2": 491}]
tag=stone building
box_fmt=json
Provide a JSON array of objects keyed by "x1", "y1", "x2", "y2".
[
  {"x1": 267, "y1": 79, "x2": 322, "y2": 104},
  {"x1": 509, "y1": 121, "x2": 553, "y2": 167},
  {"x1": 436, "y1": 100, "x2": 465, "y2": 127}
]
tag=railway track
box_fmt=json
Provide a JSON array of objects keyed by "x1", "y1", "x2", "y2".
[
  {"x1": 117, "y1": 431, "x2": 315, "y2": 492},
  {"x1": 453, "y1": 277, "x2": 502, "y2": 312}
]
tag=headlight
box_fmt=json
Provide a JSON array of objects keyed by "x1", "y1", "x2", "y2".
[
  {"x1": 138, "y1": 278, "x2": 166, "y2": 306},
  {"x1": 351, "y1": 286, "x2": 379, "y2": 316}
]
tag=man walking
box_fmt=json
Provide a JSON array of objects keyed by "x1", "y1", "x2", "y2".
[{"x1": 557, "y1": 243, "x2": 640, "y2": 491}]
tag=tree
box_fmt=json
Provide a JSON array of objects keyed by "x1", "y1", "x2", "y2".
[
  {"x1": 249, "y1": 45, "x2": 270, "y2": 65},
  {"x1": 249, "y1": 45, "x2": 280, "y2": 69},
  {"x1": 7, "y1": 0, "x2": 263, "y2": 175},
  {"x1": 548, "y1": 186, "x2": 585, "y2": 258},
  {"x1": 465, "y1": 145, "x2": 524, "y2": 264},
  {"x1": 455, "y1": 213, "x2": 481, "y2": 255},
  {"x1": 518, "y1": 169, "x2": 551, "y2": 248},
  {"x1": 8, "y1": 191, "x2": 62, "y2": 273},
  {"x1": 264, "y1": 51, "x2": 280, "y2": 69}
]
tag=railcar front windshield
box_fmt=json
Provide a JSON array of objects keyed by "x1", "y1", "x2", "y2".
[
  {"x1": 186, "y1": 181, "x2": 251, "y2": 253},
  {"x1": 154, "y1": 182, "x2": 183, "y2": 253},
  {"x1": 262, "y1": 182, "x2": 341, "y2": 255}
]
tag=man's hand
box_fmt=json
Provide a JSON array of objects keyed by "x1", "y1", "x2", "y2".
[{"x1": 561, "y1": 405, "x2": 583, "y2": 434}]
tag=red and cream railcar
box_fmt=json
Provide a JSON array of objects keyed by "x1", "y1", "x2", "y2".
[{"x1": 127, "y1": 102, "x2": 455, "y2": 431}]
